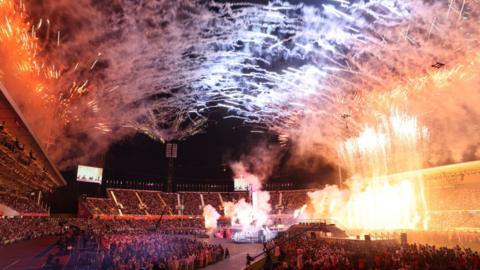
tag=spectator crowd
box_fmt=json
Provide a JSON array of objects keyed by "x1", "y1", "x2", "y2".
[
  {"x1": 268, "y1": 236, "x2": 480, "y2": 270},
  {"x1": 100, "y1": 233, "x2": 225, "y2": 270},
  {"x1": 0, "y1": 217, "x2": 206, "y2": 246}
]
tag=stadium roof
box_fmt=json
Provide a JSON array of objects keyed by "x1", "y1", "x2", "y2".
[{"x1": 0, "y1": 83, "x2": 66, "y2": 192}]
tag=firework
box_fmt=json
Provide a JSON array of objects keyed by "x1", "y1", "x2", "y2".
[{"x1": 1, "y1": 0, "x2": 480, "y2": 168}]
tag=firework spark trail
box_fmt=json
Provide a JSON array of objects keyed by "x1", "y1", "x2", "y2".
[{"x1": 1, "y1": 0, "x2": 480, "y2": 166}]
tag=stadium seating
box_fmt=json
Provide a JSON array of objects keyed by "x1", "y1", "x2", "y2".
[
  {"x1": 180, "y1": 192, "x2": 202, "y2": 215},
  {"x1": 269, "y1": 191, "x2": 280, "y2": 210},
  {"x1": 281, "y1": 189, "x2": 310, "y2": 213},
  {"x1": 79, "y1": 189, "x2": 317, "y2": 218},
  {"x1": 0, "y1": 192, "x2": 46, "y2": 214},
  {"x1": 427, "y1": 187, "x2": 480, "y2": 211},
  {"x1": 0, "y1": 217, "x2": 62, "y2": 245},
  {"x1": 160, "y1": 192, "x2": 179, "y2": 215},
  {"x1": 110, "y1": 189, "x2": 144, "y2": 215},
  {"x1": 77, "y1": 187, "x2": 480, "y2": 234},
  {"x1": 0, "y1": 126, "x2": 56, "y2": 192},
  {"x1": 136, "y1": 190, "x2": 166, "y2": 215},
  {"x1": 82, "y1": 197, "x2": 117, "y2": 216}
]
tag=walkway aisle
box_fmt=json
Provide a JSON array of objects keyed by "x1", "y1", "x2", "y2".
[{"x1": 201, "y1": 238, "x2": 263, "y2": 270}]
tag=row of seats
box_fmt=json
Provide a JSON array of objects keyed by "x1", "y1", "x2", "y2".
[
  {"x1": 0, "y1": 124, "x2": 56, "y2": 192},
  {"x1": 81, "y1": 189, "x2": 313, "y2": 217},
  {"x1": 427, "y1": 187, "x2": 480, "y2": 211}
]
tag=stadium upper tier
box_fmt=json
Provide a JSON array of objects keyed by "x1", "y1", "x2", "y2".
[
  {"x1": 79, "y1": 189, "x2": 314, "y2": 218},
  {"x1": 0, "y1": 83, "x2": 65, "y2": 193}
]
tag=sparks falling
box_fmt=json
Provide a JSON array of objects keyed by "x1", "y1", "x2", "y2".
[
  {"x1": 1, "y1": 1, "x2": 480, "y2": 179},
  {"x1": 0, "y1": 0, "x2": 47, "y2": 92}
]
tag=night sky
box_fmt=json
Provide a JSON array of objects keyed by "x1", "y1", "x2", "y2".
[
  {"x1": 52, "y1": 118, "x2": 338, "y2": 213},
  {"x1": 48, "y1": 0, "x2": 341, "y2": 213}
]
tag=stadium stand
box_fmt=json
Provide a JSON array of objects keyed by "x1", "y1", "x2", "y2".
[
  {"x1": 281, "y1": 189, "x2": 310, "y2": 213},
  {"x1": 110, "y1": 189, "x2": 144, "y2": 215},
  {"x1": 0, "y1": 84, "x2": 66, "y2": 218},
  {"x1": 269, "y1": 190, "x2": 280, "y2": 212},
  {"x1": 428, "y1": 187, "x2": 480, "y2": 211},
  {"x1": 78, "y1": 189, "x2": 317, "y2": 218},
  {"x1": 81, "y1": 197, "x2": 117, "y2": 216},
  {"x1": 423, "y1": 182, "x2": 480, "y2": 230},
  {"x1": 161, "y1": 192, "x2": 180, "y2": 215},
  {"x1": 0, "y1": 192, "x2": 46, "y2": 214},
  {"x1": 76, "y1": 185, "x2": 480, "y2": 238},
  {"x1": 137, "y1": 190, "x2": 166, "y2": 215},
  {"x1": 0, "y1": 84, "x2": 65, "y2": 193},
  {"x1": 180, "y1": 192, "x2": 202, "y2": 215},
  {"x1": 0, "y1": 217, "x2": 62, "y2": 245}
]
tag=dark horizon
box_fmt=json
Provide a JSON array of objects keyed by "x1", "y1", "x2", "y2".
[{"x1": 50, "y1": 120, "x2": 338, "y2": 214}]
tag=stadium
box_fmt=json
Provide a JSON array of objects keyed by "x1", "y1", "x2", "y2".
[{"x1": 2, "y1": 0, "x2": 480, "y2": 269}]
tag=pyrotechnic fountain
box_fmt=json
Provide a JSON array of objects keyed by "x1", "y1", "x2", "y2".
[
  {"x1": 1, "y1": 0, "x2": 479, "y2": 168},
  {"x1": 202, "y1": 161, "x2": 277, "y2": 242},
  {"x1": 299, "y1": 110, "x2": 430, "y2": 231}
]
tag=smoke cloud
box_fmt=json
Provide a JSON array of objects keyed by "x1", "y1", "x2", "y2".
[
  {"x1": 1, "y1": 0, "x2": 480, "y2": 171},
  {"x1": 202, "y1": 204, "x2": 221, "y2": 231}
]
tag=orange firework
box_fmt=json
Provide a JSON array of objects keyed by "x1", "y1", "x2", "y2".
[{"x1": 0, "y1": 0, "x2": 58, "y2": 94}]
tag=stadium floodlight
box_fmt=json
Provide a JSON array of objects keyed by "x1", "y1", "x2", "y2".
[
  {"x1": 165, "y1": 143, "x2": 177, "y2": 192},
  {"x1": 165, "y1": 143, "x2": 178, "y2": 158}
]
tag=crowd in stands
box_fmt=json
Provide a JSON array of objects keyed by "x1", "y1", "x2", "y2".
[
  {"x1": 0, "y1": 192, "x2": 46, "y2": 214},
  {"x1": 281, "y1": 190, "x2": 310, "y2": 213},
  {"x1": 429, "y1": 211, "x2": 480, "y2": 231},
  {"x1": 162, "y1": 193, "x2": 179, "y2": 215},
  {"x1": 138, "y1": 191, "x2": 166, "y2": 215},
  {"x1": 428, "y1": 188, "x2": 480, "y2": 211},
  {"x1": 82, "y1": 189, "x2": 316, "y2": 218},
  {"x1": 0, "y1": 120, "x2": 55, "y2": 192},
  {"x1": 269, "y1": 235, "x2": 480, "y2": 269},
  {"x1": 0, "y1": 217, "x2": 63, "y2": 245},
  {"x1": 112, "y1": 189, "x2": 145, "y2": 215},
  {"x1": 83, "y1": 197, "x2": 117, "y2": 216},
  {"x1": 181, "y1": 192, "x2": 202, "y2": 215},
  {"x1": 269, "y1": 191, "x2": 280, "y2": 212},
  {"x1": 0, "y1": 217, "x2": 206, "y2": 246},
  {"x1": 423, "y1": 187, "x2": 480, "y2": 231}
]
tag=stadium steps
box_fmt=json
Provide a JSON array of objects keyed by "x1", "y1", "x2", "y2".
[
  {"x1": 200, "y1": 193, "x2": 205, "y2": 207},
  {"x1": 134, "y1": 191, "x2": 149, "y2": 215},
  {"x1": 157, "y1": 193, "x2": 173, "y2": 215}
]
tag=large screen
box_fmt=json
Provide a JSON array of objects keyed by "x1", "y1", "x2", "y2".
[
  {"x1": 234, "y1": 178, "x2": 249, "y2": 191},
  {"x1": 77, "y1": 165, "x2": 103, "y2": 184}
]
